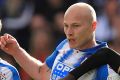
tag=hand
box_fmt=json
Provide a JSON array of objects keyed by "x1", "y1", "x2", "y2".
[{"x1": 0, "y1": 33, "x2": 21, "y2": 56}]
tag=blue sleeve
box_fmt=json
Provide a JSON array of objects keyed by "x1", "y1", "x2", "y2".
[
  {"x1": 46, "y1": 50, "x2": 59, "y2": 69},
  {"x1": 0, "y1": 62, "x2": 21, "y2": 80},
  {"x1": 45, "y1": 39, "x2": 67, "y2": 69},
  {"x1": 9, "y1": 65, "x2": 21, "y2": 80}
]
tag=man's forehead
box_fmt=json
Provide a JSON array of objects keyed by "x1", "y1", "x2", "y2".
[
  {"x1": 64, "y1": 11, "x2": 87, "y2": 25},
  {"x1": 64, "y1": 20, "x2": 82, "y2": 26}
]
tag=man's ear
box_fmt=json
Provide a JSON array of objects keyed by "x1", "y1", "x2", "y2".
[{"x1": 92, "y1": 21, "x2": 97, "y2": 31}]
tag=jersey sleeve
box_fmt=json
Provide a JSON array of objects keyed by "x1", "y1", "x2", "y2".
[
  {"x1": 8, "y1": 64, "x2": 21, "y2": 80},
  {"x1": 45, "y1": 39, "x2": 67, "y2": 69},
  {"x1": 46, "y1": 50, "x2": 59, "y2": 69},
  {"x1": 0, "y1": 59, "x2": 21, "y2": 80}
]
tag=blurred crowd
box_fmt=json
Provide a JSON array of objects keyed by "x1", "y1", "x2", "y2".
[{"x1": 0, "y1": 0, "x2": 120, "y2": 80}]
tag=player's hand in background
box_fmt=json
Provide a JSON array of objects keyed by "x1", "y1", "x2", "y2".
[{"x1": 0, "y1": 33, "x2": 22, "y2": 56}]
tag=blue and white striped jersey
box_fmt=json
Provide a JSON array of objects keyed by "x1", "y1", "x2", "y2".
[
  {"x1": 46, "y1": 39, "x2": 120, "y2": 80},
  {"x1": 0, "y1": 58, "x2": 20, "y2": 80}
]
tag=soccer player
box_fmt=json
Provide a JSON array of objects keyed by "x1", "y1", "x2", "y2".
[
  {"x1": 0, "y1": 20, "x2": 20, "y2": 80},
  {"x1": 0, "y1": 2, "x2": 119, "y2": 80},
  {"x1": 60, "y1": 48, "x2": 120, "y2": 80}
]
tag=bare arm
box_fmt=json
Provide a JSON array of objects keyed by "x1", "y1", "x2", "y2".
[
  {"x1": 0, "y1": 34, "x2": 51, "y2": 80},
  {"x1": 13, "y1": 47, "x2": 51, "y2": 80}
]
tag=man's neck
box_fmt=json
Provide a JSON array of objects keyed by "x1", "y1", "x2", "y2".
[{"x1": 77, "y1": 39, "x2": 97, "y2": 50}]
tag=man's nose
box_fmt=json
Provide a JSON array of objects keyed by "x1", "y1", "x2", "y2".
[{"x1": 66, "y1": 28, "x2": 73, "y2": 36}]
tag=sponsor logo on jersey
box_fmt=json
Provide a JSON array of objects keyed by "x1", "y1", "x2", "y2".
[{"x1": 51, "y1": 61, "x2": 73, "y2": 80}]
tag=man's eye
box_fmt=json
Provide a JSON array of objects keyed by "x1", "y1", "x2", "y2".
[
  {"x1": 74, "y1": 25, "x2": 79, "y2": 27},
  {"x1": 64, "y1": 25, "x2": 68, "y2": 28}
]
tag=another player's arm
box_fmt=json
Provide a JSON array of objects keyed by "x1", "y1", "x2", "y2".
[
  {"x1": 13, "y1": 48, "x2": 51, "y2": 80},
  {"x1": 60, "y1": 48, "x2": 120, "y2": 80},
  {"x1": 0, "y1": 34, "x2": 51, "y2": 80},
  {"x1": 15, "y1": 48, "x2": 42, "y2": 79}
]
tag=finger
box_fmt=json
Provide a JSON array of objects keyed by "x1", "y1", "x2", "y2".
[
  {"x1": 3, "y1": 33, "x2": 16, "y2": 44},
  {"x1": 4, "y1": 33, "x2": 14, "y2": 39},
  {"x1": 0, "y1": 37, "x2": 6, "y2": 49},
  {"x1": 4, "y1": 33, "x2": 9, "y2": 41},
  {"x1": 5, "y1": 38, "x2": 15, "y2": 45},
  {"x1": 0, "y1": 44, "x2": 8, "y2": 51},
  {"x1": 0, "y1": 36, "x2": 7, "y2": 46},
  {"x1": 0, "y1": 36, "x2": 9, "y2": 50}
]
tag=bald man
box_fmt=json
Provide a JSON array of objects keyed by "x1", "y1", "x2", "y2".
[{"x1": 0, "y1": 2, "x2": 119, "y2": 80}]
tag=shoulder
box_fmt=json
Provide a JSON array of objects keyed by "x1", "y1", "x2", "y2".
[
  {"x1": 0, "y1": 59, "x2": 16, "y2": 69},
  {"x1": 56, "y1": 39, "x2": 70, "y2": 51},
  {"x1": 0, "y1": 59, "x2": 20, "y2": 80}
]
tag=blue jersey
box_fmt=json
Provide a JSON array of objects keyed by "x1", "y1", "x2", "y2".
[
  {"x1": 0, "y1": 58, "x2": 20, "y2": 80},
  {"x1": 46, "y1": 39, "x2": 120, "y2": 80}
]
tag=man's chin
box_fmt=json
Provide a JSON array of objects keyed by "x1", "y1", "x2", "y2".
[{"x1": 69, "y1": 45, "x2": 76, "y2": 49}]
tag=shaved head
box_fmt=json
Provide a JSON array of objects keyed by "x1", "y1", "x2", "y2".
[{"x1": 64, "y1": 2, "x2": 96, "y2": 24}]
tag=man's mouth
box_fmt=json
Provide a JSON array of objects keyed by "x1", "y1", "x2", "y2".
[{"x1": 68, "y1": 39, "x2": 75, "y2": 44}]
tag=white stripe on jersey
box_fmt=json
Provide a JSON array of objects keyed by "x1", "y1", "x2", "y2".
[{"x1": 0, "y1": 58, "x2": 20, "y2": 80}]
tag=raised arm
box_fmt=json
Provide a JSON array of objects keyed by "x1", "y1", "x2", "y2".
[{"x1": 0, "y1": 34, "x2": 51, "y2": 80}]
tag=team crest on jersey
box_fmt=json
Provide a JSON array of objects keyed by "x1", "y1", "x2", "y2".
[
  {"x1": 0, "y1": 72, "x2": 7, "y2": 80},
  {"x1": 0, "y1": 67, "x2": 13, "y2": 80},
  {"x1": 51, "y1": 61, "x2": 73, "y2": 80}
]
